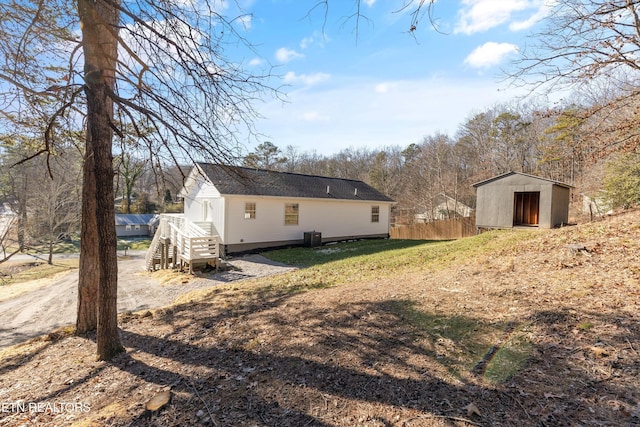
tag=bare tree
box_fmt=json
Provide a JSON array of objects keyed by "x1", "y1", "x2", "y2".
[
  {"x1": 368, "y1": 147, "x2": 405, "y2": 199},
  {"x1": 28, "y1": 154, "x2": 82, "y2": 264},
  {"x1": 1, "y1": 0, "x2": 279, "y2": 360},
  {"x1": 1, "y1": 0, "x2": 442, "y2": 360},
  {"x1": 512, "y1": 0, "x2": 640, "y2": 155},
  {"x1": 115, "y1": 152, "x2": 148, "y2": 214},
  {"x1": 0, "y1": 215, "x2": 19, "y2": 264}
]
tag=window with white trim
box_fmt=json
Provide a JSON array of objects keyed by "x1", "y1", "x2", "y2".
[
  {"x1": 371, "y1": 205, "x2": 380, "y2": 223},
  {"x1": 285, "y1": 203, "x2": 299, "y2": 225},
  {"x1": 245, "y1": 202, "x2": 256, "y2": 219}
]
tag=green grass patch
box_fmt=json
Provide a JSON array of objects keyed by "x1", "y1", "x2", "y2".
[
  {"x1": 385, "y1": 299, "x2": 532, "y2": 384},
  {"x1": 123, "y1": 238, "x2": 152, "y2": 250},
  {"x1": 11, "y1": 240, "x2": 81, "y2": 255},
  {"x1": 483, "y1": 329, "x2": 533, "y2": 384},
  {"x1": 578, "y1": 322, "x2": 593, "y2": 331},
  {"x1": 264, "y1": 238, "x2": 430, "y2": 267},
  {"x1": 262, "y1": 230, "x2": 525, "y2": 286}
]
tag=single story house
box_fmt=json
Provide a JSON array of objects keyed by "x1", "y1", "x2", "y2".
[
  {"x1": 472, "y1": 171, "x2": 572, "y2": 230},
  {"x1": 115, "y1": 214, "x2": 158, "y2": 237},
  {"x1": 175, "y1": 163, "x2": 395, "y2": 254}
]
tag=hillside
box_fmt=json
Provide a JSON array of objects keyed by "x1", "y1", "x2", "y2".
[{"x1": 0, "y1": 210, "x2": 639, "y2": 427}]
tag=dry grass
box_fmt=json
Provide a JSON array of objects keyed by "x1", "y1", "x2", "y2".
[
  {"x1": 0, "y1": 259, "x2": 78, "y2": 302},
  {"x1": 0, "y1": 210, "x2": 639, "y2": 426}
]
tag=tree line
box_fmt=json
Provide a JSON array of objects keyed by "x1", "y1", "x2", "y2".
[
  {"x1": 242, "y1": 95, "x2": 640, "y2": 223},
  {"x1": 3, "y1": 90, "x2": 640, "y2": 265}
]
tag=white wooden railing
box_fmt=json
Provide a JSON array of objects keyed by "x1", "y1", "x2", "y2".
[{"x1": 146, "y1": 214, "x2": 220, "y2": 272}]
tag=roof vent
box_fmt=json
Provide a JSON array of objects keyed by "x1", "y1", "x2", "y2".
[
  {"x1": 354, "y1": 188, "x2": 358, "y2": 197},
  {"x1": 326, "y1": 185, "x2": 330, "y2": 194}
]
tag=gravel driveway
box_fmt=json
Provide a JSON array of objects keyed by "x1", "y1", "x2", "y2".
[{"x1": 0, "y1": 251, "x2": 295, "y2": 348}]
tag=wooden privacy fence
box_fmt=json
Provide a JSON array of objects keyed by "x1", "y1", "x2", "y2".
[{"x1": 390, "y1": 216, "x2": 476, "y2": 240}]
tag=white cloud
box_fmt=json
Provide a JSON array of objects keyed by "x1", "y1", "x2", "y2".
[
  {"x1": 464, "y1": 42, "x2": 519, "y2": 68},
  {"x1": 299, "y1": 31, "x2": 327, "y2": 50},
  {"x1": 275, "y1": 47, "x2": 304, "y2": 63},
  {"x1": 363, "y1": 0, "x2": 376, "y2": 6},
  {"x1": 510, "y1": 0, "x2": 556, "y2": 31},
  {"x1": 300, "y1": 36, "x2": 314, "y2": 49},
  {"x1": 455, "y1": 0, "x2": 548, "y2": 35},
  {"x1": 301, "y1": 111, "x2": 330, "y2": 122},
  {"x1": 248, "y1": 57, "x2": 263, "y2": 67},
  {"x1": 374, "y1": 82, "x2": 398, "y2": 93},
  {"x1": 283, "y1": 71, "x2": 331, "y2": 86},
  {"x1": 255, "y1": 76, "x2": 529, "y2": 155}
]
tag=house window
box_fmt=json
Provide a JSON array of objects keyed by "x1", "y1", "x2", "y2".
[
  {"x1": 135, "y1": 224, "x2": 141, "y2": 231},
  {"x1": 371, "y1": 205, "x2": 380, "y2": 223},
  {"x1": 125, "y1": 225, "x2": 132, "y2": 231},
  {"x1": 285, "y1": 203, "x2": 299, "y2": 225},
  {"x1": 245, "y1": 202, "x2": 256, "y2": 219}
]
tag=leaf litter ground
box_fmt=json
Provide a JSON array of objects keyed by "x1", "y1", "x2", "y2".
[{"x1": 0, "y1": 210, "x2": 639, "y2": 426}]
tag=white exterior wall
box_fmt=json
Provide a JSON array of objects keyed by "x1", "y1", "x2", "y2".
[
  {"x1": 223, "y1": 195, "x2": 391, "y2": 246},
  {"x1": 183, "y1": 179, "x2": 225, "y2": 239}
]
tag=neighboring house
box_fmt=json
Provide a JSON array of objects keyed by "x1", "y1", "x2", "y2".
[
  {"x1": 115, "y1": 214, "x2": 158, "y2": 237},
  {"x1": 414, "y1": 193, "x2": 474, "y2": 222},
  {"x1": 146, "y1": 163, "x2": 394, "y2": 271},
  {"x1": 472, "y1": 171, "x2": 572, "y2": 230}
]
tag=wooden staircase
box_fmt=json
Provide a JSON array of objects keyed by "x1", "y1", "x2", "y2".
[{"x1": 145, "y1": 214, "x2": 221, "y2": 273}]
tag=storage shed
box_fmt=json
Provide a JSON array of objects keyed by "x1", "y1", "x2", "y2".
[{"x1": 472, "y1": 172, "x2": 572, "y2": 230}]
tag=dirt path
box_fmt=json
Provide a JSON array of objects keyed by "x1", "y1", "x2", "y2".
[{"x1": 0, "y1": 251, "x2": 295, "y2": 348}]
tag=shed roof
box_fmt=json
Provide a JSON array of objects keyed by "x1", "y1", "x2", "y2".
[
  {"x1": 193, "y1": 163, "x2": 394, "y2": 202},
  {"x1": 472, "y1": 171, "x2": 573, "y2": 189},
  {"x1": 115, "y1": 214, "x2": 157, "y2": 226}
]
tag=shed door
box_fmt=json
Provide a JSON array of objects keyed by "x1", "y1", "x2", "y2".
[{"x1": 513, "y1": 192, "x2": 540, "y2": 226}]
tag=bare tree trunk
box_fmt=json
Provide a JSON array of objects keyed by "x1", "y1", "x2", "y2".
[
  {"x1": 78, "y1": 0, "x2": 123, "y2": 360},
  {"x1": 91, "y1": 81, "x2": 122, "y2": 360},
  {"x1": 76, "y1": 142, "x2": 98, "y2": 334}
]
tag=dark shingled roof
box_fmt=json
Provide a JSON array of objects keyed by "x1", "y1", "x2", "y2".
[{"x1": 196, "y1": 163, "x2": 394, "y2": 202}]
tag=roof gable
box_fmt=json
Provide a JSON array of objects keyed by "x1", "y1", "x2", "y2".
[
  {"x1": 193, "y1": 163, "x2": 394, "y2": 202},
  {"x1": 472, "y1": 171, "x2": 573, "y2": 189}
]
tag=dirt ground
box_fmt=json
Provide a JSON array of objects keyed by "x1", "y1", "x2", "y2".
[
  {"x1": 0, "y1": 211, "x2": 639, "y2": 427},
  {"x1": 0, "y1": 252, "x2": 296, "y2": 348}
]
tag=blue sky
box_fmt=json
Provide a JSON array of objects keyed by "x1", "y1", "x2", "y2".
[{"x1": 228, "y1": 0, "x2": 556, "y2": 155}]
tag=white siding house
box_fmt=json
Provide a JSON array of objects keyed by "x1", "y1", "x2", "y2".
[
  {"x1": 146, "y1": 164, "x2": 394, "y2": 271},
  {"x1": 181, "y1": 163, "x2": 395, "y2": 253}
]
